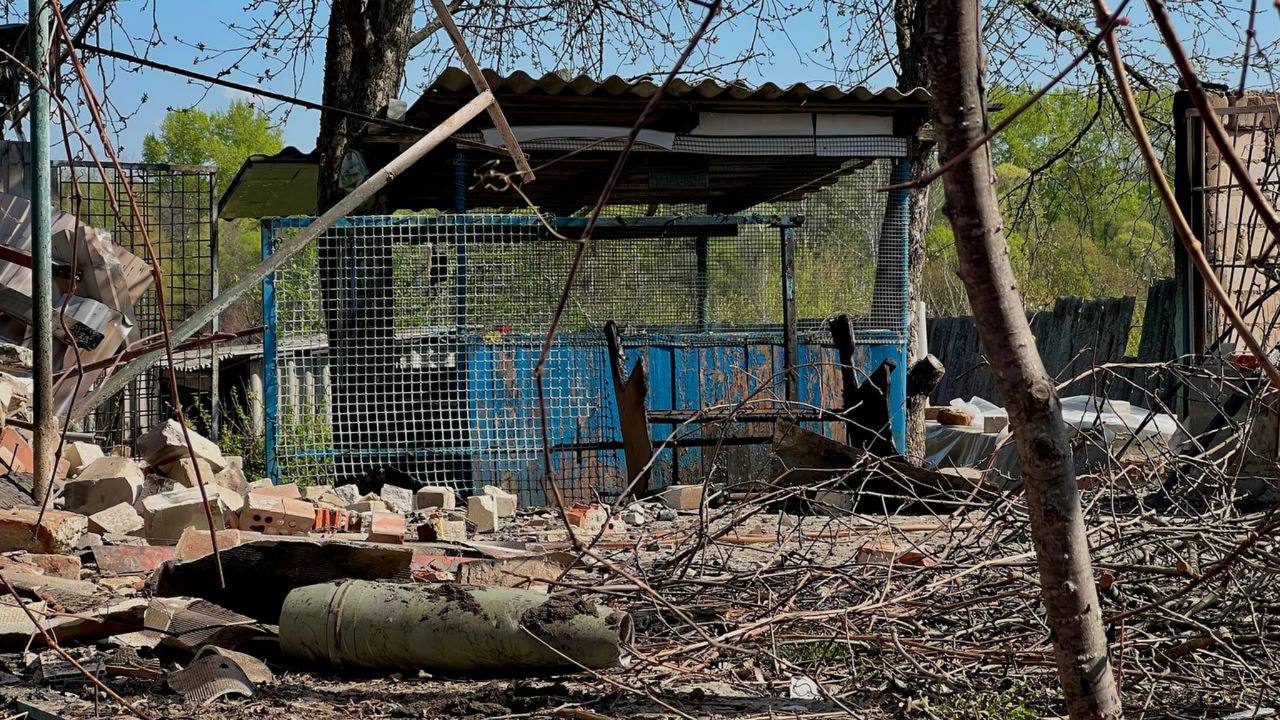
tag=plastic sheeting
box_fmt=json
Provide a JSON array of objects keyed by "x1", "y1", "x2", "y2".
[{"x1": 925, "y1": 395, "x2": 1177, "y2": 478}]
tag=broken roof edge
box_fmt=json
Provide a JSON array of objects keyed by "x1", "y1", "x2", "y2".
[{"x1": 218, "y1": 146, "x2": 318, "y2": 220}]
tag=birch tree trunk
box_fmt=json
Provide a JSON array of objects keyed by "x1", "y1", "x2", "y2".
[{"x1": 923, "y1": 2, "x2": 1122, "y2": 717}]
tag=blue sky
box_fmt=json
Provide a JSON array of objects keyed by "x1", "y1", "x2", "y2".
[{"x1": 17, "y1": 1, "x2": 1280, "y2": 163}]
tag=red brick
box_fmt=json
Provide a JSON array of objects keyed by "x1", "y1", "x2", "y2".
[
  {"x1": 20, "y1": 553, "x2": 81, "y2": 580},
  {"x1": 365, "y1": 511, "x2": 405, "y2": 544},
  {"x1": 0, "y1": 506, "x2": 88, "y2": 554},
  {"x1": 91, "y1": 544, "x2": 175, "y2": 575},
  {"x1": 174, "y1": 527, "x2": 263, "y2": 561}
]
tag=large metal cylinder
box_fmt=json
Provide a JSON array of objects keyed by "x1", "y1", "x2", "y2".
[{"x1": 279, "y1": 581, "x2": 632, "y2": 673}]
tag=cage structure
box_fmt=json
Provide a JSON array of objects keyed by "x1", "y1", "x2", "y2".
[
  {"x1": 264, "y1": 161, "x2": 909, "y2": 504},
  {"x1": 53, "y1": 162, "x2": 217, "y2": 447}
]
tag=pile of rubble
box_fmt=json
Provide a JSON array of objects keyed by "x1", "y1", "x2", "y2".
[{"x1": 0, "y1": 405, "x2": 720, "y2": 713}]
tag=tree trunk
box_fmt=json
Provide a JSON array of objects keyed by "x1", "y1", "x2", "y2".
[
  {"x1": 316, "y1": 0, "x2": 416, "y2": 487},
  {"x1": 895, "y1": 0, "x2": 932, "y2": 464},
  {"x1": 923, "y1": 2, "x2": 1121, "y2": 718}
]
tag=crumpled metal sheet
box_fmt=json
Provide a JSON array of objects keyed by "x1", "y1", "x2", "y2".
[
  {"x1": 166, "y1": 651, "x2": 255, "y2": 705},
  {"x1": 144, "y1": 597, "x2": 272, "y2": 653}
]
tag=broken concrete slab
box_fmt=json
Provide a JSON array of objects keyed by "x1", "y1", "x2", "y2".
[
  {"x1": 482, "y1": 485, "x2": 518, "y2": 517},
  {"x1": 415, "y1": 486, "x2": 456, "y2": 510},
  {"x1": 250, "y1": 481, "x2": 301, "y2": 499},
  {"x1": 0, "y1": 341, "x2": 31, "y2": 373},
  {"x1": 62, "y1": 470, "x2": 145, "y2": 517},
  {"x1": 137, "y1": 419, "x2": 227, "y2": 473},
  {"x1": 379, "y1": 484, "x2": 413, "y2": 514},
  {"x1": 73, "y1": 455, "x2": 144, "y2": 486},
  {"x1": 140, "y1": 487, "x2": 228, "y2": 543},
  {"x1": 467, "y1": 494, "x2": 500, "y2": 533},
  {"x1": 153, "y1": 537, "x2": 414, "y2": 622},
  {"x1": 0, "y1": 506, "x2": 87, "y2": 553}
]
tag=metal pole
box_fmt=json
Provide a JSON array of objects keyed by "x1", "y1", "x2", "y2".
[
  {"x1": 695, "y1": 235, "x2": 709, "y2": 330},
  {"x1": 780, "y1": 226, "x2": 798, "y2": 402},
  {"x1": 209, "y1": 169, "x2": 221, "y2": 441},
  {"x1": 30, "y1": 0, "x2": 55, "y2": 504}
]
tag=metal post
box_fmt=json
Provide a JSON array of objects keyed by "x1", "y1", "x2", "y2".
[
  {"x1": 695, "y1": 235, "x2": 709, "y2": 330},
  {"x1": 209, "y1": 170, "x2": 221, "y2": 441},
  {"x1": 30, "y1": 0, "x2": 54, "y2": 503},
  {"x1": 454, "y1": 149, "x2": 468, "y2": 328},
  {"x1": 261, "y1": 221, "x2": 279, "y2": 483},
  {"x1": 780, "y1": 226, "x2": 798, "y2": 403}
]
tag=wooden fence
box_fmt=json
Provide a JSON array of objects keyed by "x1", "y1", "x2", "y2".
[{"x1": 927, "y1": 278, "x2": 1176, "y2": 406}]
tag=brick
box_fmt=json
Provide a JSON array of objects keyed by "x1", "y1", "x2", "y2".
[
  {"x1": 312, "y1": 505, "x2": 352, "y2": 533},
  {"x1": 136, "y1": 420, "x2": 226, "y2": 473},
  {"x1": 62, "y1": 472, "x2": 145, "y2": 517},
  {"x1": 92, "y1": 544, "x2": 175, "y2": 575},
  {"x1": 365, "y1": 511, "x2": 405, "y2": 544},
  {"x1": 657, "y1": 484, "x2": 703, "y2": 511},
  {"x1": 18, "y1": 553, "x2": 81, "y2": 580},
  {"x1": 140, "y1": 487, "x2": 228, "y2": 543},
  {"x1": 75, "y1": 456, "x2": 145, "y2": 485},
  {"x1": 0, "y1": 506, "x2": 88, "y2": 554},
  {"x1": 237, "y1": 493, "x2": 314, "y2": 535},
  {"x1": 481, "y1": 485, "x2": 517, "y2": 517},
  {"x1": 160, "y1": 457, "x2": 216, "y2": 487},
  {"x1": 415, "y1": 486, "x2": 456, "y2": 510},
  {"x1": 213, "y1": 465, "x2": 249, "y2": 496},
  {"x1": 63, "y1": 442, "x2": 104, "y2": 476},
  {"x1": 0, "y1": 426, "x2": 32, "y2": 473},
  {"x1": 379, "y1": 484, "x2": 413, "y2": 514},
  {"x1": 467, "y1": 495, "x2": 500, "y2": 533},
  {"x1": 416, "y1": 514, "x2": 466, "y2": 542},
  {"x1": 86, "y1": 502, "x2": 144, "y2": 536},
  {"x1": 856, "y1": 541, "x2": 935, "y2": 567},
  {"x1": 174, "y1": 527, "x2": 262, "y2": 561},
  {"x1": 936, "y1": 407, "x2": 974, "y2": 426},
  {"x1": 565, "y1": 504, "x2": 607, "y2": 533}
]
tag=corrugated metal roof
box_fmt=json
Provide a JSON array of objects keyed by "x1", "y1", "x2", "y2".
[{"x1": 427, "y1": 67, "x2": 930, "y2": 104}]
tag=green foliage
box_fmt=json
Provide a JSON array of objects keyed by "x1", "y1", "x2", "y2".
[
  {"x1": 215, "y1": 388, "x2": 267, "y2": 480},
  {"x1": 142, "y1": 100, "x2": 283, "y2": 192},
  {"x1": 922, "y1": 87, "x2": 1174, "y2": 317},
  {"x1": 144, "y1": 101, "x2": 283, "y2": 321},
  {"x1": 932, "y1": 691, "x2": 1039, "y2": 720}
]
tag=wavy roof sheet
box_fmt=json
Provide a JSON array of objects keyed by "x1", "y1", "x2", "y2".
[{"x1": 426, "y1": 67, "x2": 930, "y2": 105}]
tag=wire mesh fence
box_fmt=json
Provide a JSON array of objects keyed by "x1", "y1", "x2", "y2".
[
  {"x1": 265, "y1": 145, "x2": 908, "y2": 502},
  {"x1": 54, "y1": 162, "x2": 217, "y2": 448}
]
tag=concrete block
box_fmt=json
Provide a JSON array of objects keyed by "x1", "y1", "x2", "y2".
[
  {"x1": 161, "y1": 457, "x2": 216, "y2": 487},
  {"x1": 63, "y1": 441, "x2": 104, "y2": 476},
  {"x1": 86, "y1": 502, "x2": 144, "y2": 536},
  {"x1": 622, "y1": 510, "x2": 647, "y2": 526},
  {"x1": 174, "y1": 527, "x2": 262, "y2": 561},
  {"x1": 140, "y1": 487, "x2": 228, "y2": 543},
  {"x1": 379, "y1": 484, "x2": 413, "y2": 514},
  {"x1": 481, "y1": 485, "x2": 517, "y2": 517},
  {"x1": 467, "y1": 495, "x2": 500, "y2": 533},
  {"x1": 0, "y1": 507, "x2": 88, "y2": 554},
  {"x1": 137, "y1": 419, "x2": 226, "y2": 473},
  {"x1": 365, "y1": 511, "x2": 405, "y2": 543},
  {"x1": 62, "y1": 472, "x2": 145, "y2": 517},
  {"x1": 17, "y1": 553, "x2": 81, "y2": 580},
  {"x1": 657, "y1": 484, "x2": 703, "y2": 511},
  {"x1": 982, "y1": 412, "x2": 1009, "y2": 434},
  {"x1": 347, "y1": 499, "x2": 388, "y2": 513},
  {"x1": 334, "y1": 484, "x2": 361, "y2": 505},
  {"x1": 416, "y1": 514, "x2": 466, "y2": 542},
  {"x1": 250, "y1": 481, "x2": 301, "y2": 499},
  {"x1": 303, "y1": 485, "x2": 345, "y2": 507},
  {"x1": 0, "y1": 371, "x2": 29, "y2": 415},
  {"x1": 212, "y1": 465, "x2": 249, "y2": 496},
  {"x1": 813, "y1": 490, "x2": 854, "y2": 516},
  {"x1": 75, "y1": 456, "x2": 145, "y2": 485},
  {"x1": 415, "y1": 486, "x2": 456, "y2": 510},
  {"x1": 0, "y1": 341, "x2": 31, "y2": 372},
  {"x1": 237, "y1": 493, "x2": 314, "y2": 535}
]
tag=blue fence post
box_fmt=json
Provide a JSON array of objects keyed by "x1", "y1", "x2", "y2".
[
  {"x1": 261, "y1": 220, "x2": 279, "y2": 483},
  {"x1": 890, "y1": 157, "x2": 912, "y2": 452}
]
